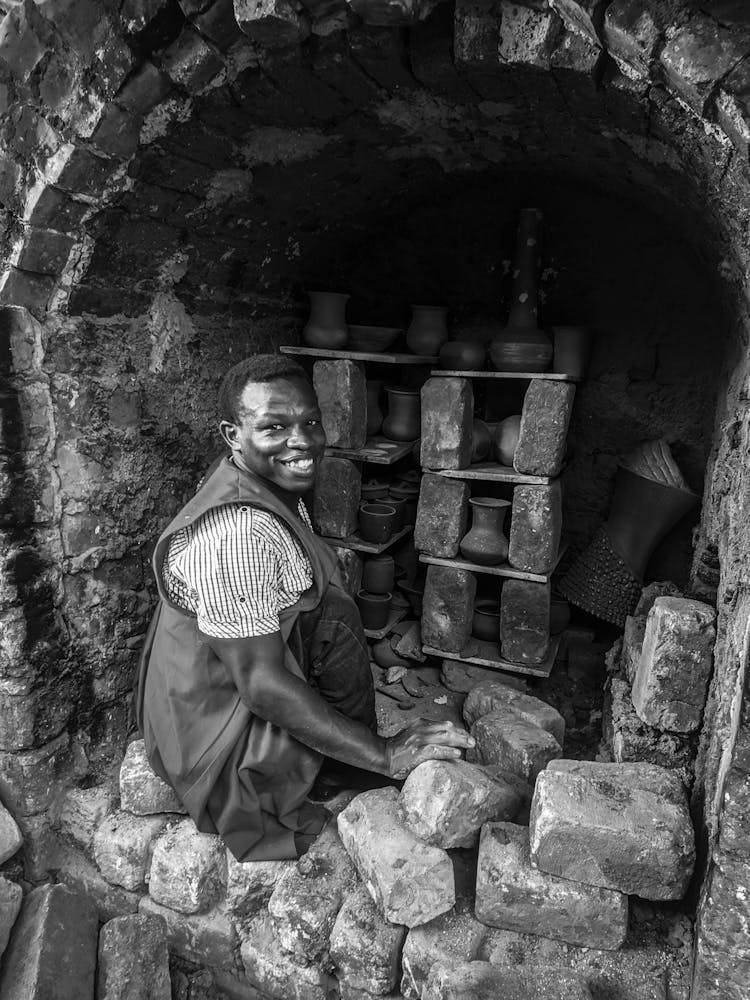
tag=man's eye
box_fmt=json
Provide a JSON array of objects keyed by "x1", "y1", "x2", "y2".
[{"x1": 307, "y1": 418, "x2": 320, "y2": 426}]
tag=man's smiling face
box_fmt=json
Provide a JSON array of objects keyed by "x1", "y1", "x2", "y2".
[{"x1": 220, "y1": 376, "x2": 326, "y2": 494}]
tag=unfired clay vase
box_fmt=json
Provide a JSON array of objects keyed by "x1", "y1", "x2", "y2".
[
  {"x1": 382, "y1": 387, "x2": 421, "y2": 441},
  {"x1": 439, "y1": 339, "x2": 486, "y2": 371},
  {"x1": 459, "y1": 497, "x2": 511, "y2": 565},
  {"x1": 406, "y1": 305, "x2": 449, "y2": 356},
  {"x1": 362, "y1": 555, "x2": 395, "y2": 594},
  {"x1": 302, "y1": 291, "x2": 349, "y2": 349},
  {"x1": 492, "y1": 415, "x2": 522, "y2": 467}
]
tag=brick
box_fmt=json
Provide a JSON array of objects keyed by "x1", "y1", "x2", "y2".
[
  {"x1": 631, "y1": 597, "x2": 716, "y2": 733},
  {"x1": 498, "y1": 2, "x2": 562, "y2": 68},
  {"x1": 468, "y1": 707, "x2": 561, "y2": 782},
  {"x1": 330, "y1": 883, "x2": 406, "y2": 993},
  {"x1": 16, "y1": 228, "x2": 75, "y2": 276},
  {"x1": 312, "y1": 360, "x2": 366, "y2": 449},
  {"x1": 54, "y1": 147, "x2": 120, "y2": 199},
  {"x1": 54, "y1": 846, "x2": 141, "y2": 922},
  {"x1": 115, "y1": 62, "x2": 173, "y2": 115},
  {"x1": 414, "y1": 474, "x2": 470, "y2": 558},
  {"x1": 25, "y1": 186, "x2": 91, "y2": 233},
  {"x1": 89, "y1": 104, "x2": 143, "y2": 159},
  {"x1": 0, "y1": 885, "x2": 98, "y2": 1000},
  {"x1": 193, "y1": 0, "x2": 247, "y2": 49},
  {"x1": 476, "y1": 822, "x2": 628, "y2": 950},
  {"x1": 0, "y1": 5, "x2": 47, "y2": 81},
  {"x1": 119, "y1": 739, "x2": 186, "y2": 816},
  {"x1": 401, "y1": 906, "x2": 486, "y2": 1000},
  {"x1": 530, "y1": 760, "x2": 695, "y2": 900},
  {"x1": 234, "y1": 0, "x2": 308, "y2": 47},
  {"x1": 603, "y1": 0, "x2": 661, "y2": 78},
  {"x1": 421, "y1": 565, "x2": 476, "y2": 654},
  {"x1": 508, "y1": 481, "x2": 562, "y2": 575},
  {"x1": 423, "y1": 960, "x2": 592, "y2": 1000},
  {"x1": 621, "y1": 614, "x2": 646, "y2": 683},
  {"x1": 499, "y1": 579, "x2": 550, "y2": 665},
  {"x1": 660, "y1": 14, "x2": 750, "y2": 115},
  {"x1": 313, "y1": 457, "x2": 361, "y2": 538},
  {"x1": 549, "y1": 0, "x2": 605, "y2": 46},
  {"x1": 420, "y1": 377, "x2": 473, "y2": 470},
  {"x1": 268, "y1": 823, "x2": 357, "y2": 962},
  {"x1": 398, "y1": 760, "x2": 524, "y2": 849},
  {"x1": 149, "y1": 818, "x2": 227, "y2": 915},
  {"x1": 0, "y1": 732, "x2": 69, "y2": 815},
  {"x1": 0, "y1": 876, "x2": 22, "y2": 959},
  {"x1": 463, "y1": 680, "x2": 565, "y2": 746},
  {"x1": 58, "y1": 784, "x2": 116, "y2": 851},
  {"x1": 140, "y1": 895, "x2": 238, "y2": 972},
  {"x1": 337, "y1": 787, "x2": 455, "y2": 927},
  {"x1": 93, "y1": 810, "x2": 170, "y2": 891},
  {"x1": 0, "y1": 268, "x2": 56, "y2": 316},
  {"x1": 513, "y1": 381, "x2": 575, "y2": 477},
  {"x1": 0, "y1": 304, "x2": 42, "y2": 376},
  {"x1": 97, "y1": 914, "x2": 171, "y2": 1000},
  {"x1": 159, "y1": 25, "x2": 225, "y2": 93},
  {"x1": 240, "y1": 911, "x2": 329, "y2": 1000}
]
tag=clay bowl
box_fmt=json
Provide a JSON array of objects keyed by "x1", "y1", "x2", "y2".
[
  {"x1": 472, "y1": 599, "x2": 501, "y2": 642},
  {"x1": 358, "y1": 502, "x2": 397, "y2": 544},
  {"x1": 347, "y1": 325, "x2": 401, "y2": 353},
  {"x1": 356, "y1": 590, "x2": 392, "y2": 631}
]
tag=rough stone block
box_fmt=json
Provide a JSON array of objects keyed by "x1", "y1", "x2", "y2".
[
  {"x1": 463, "y1": 679, "x2": 565, "y2": 745},
  {"x1": 499, "y1": 579, "x2": 550, "y2": 665},
  {"x1": 159, "y1": 24, "x2": 225, "y2": 93},
  {"x1": 0, "y1": 732, "x2": 70, "y2": 815},
  {"x1": 120, "y1": 739, "x2": 186, "y2": 816},
  {"x1": 333, "y1": 545, "x2": 363, "y2": 596},
  {"x1": 313, "y1": 457, "x2": 361, "y2": 538},
  {"x1": 631, "y1": 596, "x2": 716, "y2": 733},
  {"x1": 476, "y1": 822, "x2": 628, "y2": 950},
  {"x1": 549, "y1": 0, "x2": 605, "y2": 46},
  {"x1": 149, "y1": 818, "x2": 227, "y2": 915},
  {"x1": 717, "y1": 58, "x2": 750, "y2": 158},
  {"x1": 313, "y1": 360, "x2": 367, "y2": 449},
  {"x1": 513, "y1": 381, "x2": 575, "y2": 477},
  {"x1": 603, "y1": 0, "x2": 661, "y2": 78},
  {"x1": 498, "y1": 1, "x2": 562, "y2": 68},
  {"x1": 423, "y1": 960, "x2": 592, "y2": 1000},
  {"x1": 115, "y1": 60, "x2": 172, "y2": 115},
  {"x1": 234, "y1": 0, "x2": 308, "y2": 47},
  {"x1": 719, "y1": 767, "x2": 750, "y2": 857},
  {"x1": 225, "y1": 851, "x2": 292, "y2": 921},
  {"x1": 696, "y1": 852, "x2": 750, "y2": 964},
  {"x1": 337, "y1": 786, "x2": 455, "y2": 927},
  {"x1": 401, "y1": 906, "x2": 486, "y2": 1000},
  {"x1": 621, "y1": 614, "x2": 646, "y2": 683},
  {"x1": 54, "y1": 846, "x2": 141, "y2": 922},
  {"x1": 0, "y1": 801, "x2": 23, "y2": 864},
  {"x1": 414, "y1": 474, "x2": 470, "y2": 558},
  {"x1": 421, "y1": 565, "x2": 476, "y2": 654},
  {"x1": 0, "y1": 885, "x2": 98, "y2": 1000},
  {"x1": 97, "y1": 914, "x2": 171, "y2": 1000},
  {"x1": 420, "y1": 377, "x2": 474, "y2": 470},
  {"x1": 240, "y1": 911, "x2": 330, "y2": 1000},
  {"x1": 58, "y1": 783, "x2": 116, "y2": 850},
  {"x1": 530, "y1": 760, "x2": 695, "y2": 900},
  {"x1": 398, "y1": 760, "x2": 524, "y2": 849},
  {"x1": 16, "y1": 811, "x2": 58, "y2": 882},
  {"x1": 330, "y1": 883, "x2": 406, "y2": 993},
  {"x1": 0, "y1": 876, "x2": 22, "y2": 959},
  {"x1": 660, "y1": 14, "x2": 750, "y2": 115},
  {"x1": 93, "y1": 810, "x2": 170, "y2": 891},
  {"x1": 508, "y1": 482, "x2": 562, "y2": 575},
  {"x1": 468, "y1": 707, "x2": 562, "y2": 782},
  {"x1": 267, "y1": 822, "x2": 357, "y2": 962},
  {"x1": 633, "y1": 580, "x2": 682, "y2": 618},
  {"x1": 140, "y1": 895, "x2": 238, "y2": 972}
]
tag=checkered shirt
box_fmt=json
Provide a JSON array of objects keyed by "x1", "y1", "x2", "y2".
[{"x1": 162, "y1": 500, "x2": 314, "y2": 638}]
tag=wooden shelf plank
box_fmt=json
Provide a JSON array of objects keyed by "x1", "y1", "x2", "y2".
[
  {"x1": 325, "y1": 438, "x2": 416, "y2": 464},
  {"x1": 280, "y1": 346, "x2": 437, "y2": 365},
  {"x1": 320, "y1": 525, "x2": 413, "y2": 554},
  {"x1": 423, "y1": 635, "x2": 561, "y2": 679},
  {"x1": 429, "y1": 462, "x2": 552, "y2": 485},
  {"x1": 363, "y1": 607, "x2": 407, "y2": 640},
  {"x1": 418, "y1": 542, "x2": 568, "y2": 584},
  {"x1": 430, "y1": 370, "x2": 580, "y2": 382}
]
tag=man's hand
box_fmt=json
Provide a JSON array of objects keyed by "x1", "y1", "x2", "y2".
[{"x1": 385, "y1": 719, "x2": 475, "y2": 780}]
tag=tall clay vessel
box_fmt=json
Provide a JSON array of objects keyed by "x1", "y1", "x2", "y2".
[
  {"x1": 459, "y1": 497, "x2": 511, "y2": 565},
  {"x1": 406, "y1": 305, "x2": 449, "y2": 356},
  {"x1": 302, "y1": 291, "x2": 349, "y2": 349},
  {"x1": 382, "y1": 387, "x2": 421, "y2": 441},
  {"x1": 489, "y1": 209, "x2": 552, "y2": 373}
]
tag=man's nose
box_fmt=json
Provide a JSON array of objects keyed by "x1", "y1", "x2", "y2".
[{"x1": 286, "y1": 423, "x2": 315, "y2": 448}]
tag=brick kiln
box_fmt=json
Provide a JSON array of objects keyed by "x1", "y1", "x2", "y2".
[{"x1": 0, "y1": 0, "x2": 750, "y2": 998}]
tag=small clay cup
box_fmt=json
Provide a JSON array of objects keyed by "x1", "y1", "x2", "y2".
[
  {"x1": 358, "y1": 503, "x2": 397, "y2": 544},
  {"x1": 472, "y1": 599, "x2": 501, "y2": 641},
  {"x1": 362, "y1": 555, "x2": 395, "y2": 595},
  {"x1": 356, "y1": 590, "x2": 392, "y2": 631}
]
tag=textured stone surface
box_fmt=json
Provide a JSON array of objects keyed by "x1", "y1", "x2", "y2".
[
  {"x1": 93, "y1": 811, "x2": 170, "y2": 891},
  {"x1": 468, "y1": 707, "x2": 562, "y2": 782},
  {"x1": 0, "y1": 732, "x2": 69, "y2": 815},
  {"x1": 149, "y1": 818, "x2": 227, "y2": 914},
  {"x1": 696, "y1": 852, "x2": 750, "y2": 964},
  {"x1": 421, "y1": 565, "x2": 476, "y2": 654},
  {"x1": 313, "y1": 456, "x2": 361, "y2": 538},
  {"x1": 268, "y1": 822, "x2": 357, "y2": 962},
  {"x1": 398, "y1": 759, "x2": 524, "y2": 848},
  {"x1": 334, "y1": 545, "x2": 364, "y2": 596},
  {"x1": 0, "y1": 876, "x2": 22, "y2": 960},
  {"x1": 329, "y1": 882, "x2": 406, "y2": 993},
  {"x1": 513, "y1": 381, "x2": 575, "y2": 477},
  {"x1": 621, "y1": 614, "x2": 646, "y2": 683},
  {"x1": 54, "y1": 846, "x2": 141, "y2": 922},
  {"x1": 313, "y1": 359, "x2": 367, "y2": 449},
  {"x1": 414, "y1": 474, "x2": 470, "y2": 558},
  {"x1": 603, "y1": 0, "x2": 661, "y2": 77},
  {"x1": 631, "y1": 596, "x2": 716, "y2": 732},
  {"x1": 660, "y1": 14, "x2": 750, "y2": 114},
  {"x1": 401, "y1": 906, "x2": 486, "y2": 1000},
  {"x1": 235, "y1": 0, "x2": 307, "y2": 47},
  {"x1": 530, "y1": 760, "x2": 695, "y2": 900},
  {"x1": 0, "y1": 885, "x2": 98, "y2": 1000},
  {"x1": 441, "y1": 660, "x2": 528, "y2": 694},
  {"x1": 225, "y1": 852, "x2": 292, "y2": 921},
  {"x1": 139, "y1": 895, "x2": 238, "y2": 971},
  {"x1": 500, "y1": 579, "x2": 551, "y2": 665},
  {"x1": 420, "y1": 377, "x2": 474, "y2": 470},
  {"x1": 58, "y1": 784, "x2": 116, "y2": 850},
  {"x1": 97, "y1": 914, "x2": 171, "y2": 1000},
  {"x1": 240, "y1": 911, "x2": 330, "y2": 1000},
  {"x1": 0, "y1": 801, "x2": 23, "y2": 864},
  {"x1": 550, "y1": 0, "x2": 605, "y2": 47},
  {"x1": 475, "y1": 822, "x2": 628, "y2": 950},
  {"x1": 337, "y1": 786, "x2": 455, "y2": 927},
  {"x1": 463, "y1": 679, "x2": 565, "y2": 745},
  {"x1": 508, "y1": 481, "x2": 562, "y2": 575},
  {"x1": 498, "y1": 1, "x2": 562, "y2": 68},
  {"x1": 119, "y1": 739, "x2": 185, "y2": 816},
  {"x1": 717, "y1": 57, "x2": 750, "y2": 157},
  {"x1": 423, "y1": 959, "x2": 592, "y2": 1000}
]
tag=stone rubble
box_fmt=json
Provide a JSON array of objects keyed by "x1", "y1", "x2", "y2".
[
  {"x1": 119, "y1": 739, "x2": 186, "y2": 816},
  {"x1": 400, "y1": 905, "x2": 486, "y2": 1000},
  {"x1": 329, "y1": 882, "x2": 407, "y2": 994},
  {"x1": 93, "y1": 810, "x2": 171, "y2": 892},
  {"x1": 468, "y1": 706, "x2": 562, "y2": 782},
  {"x1": 97, "y1": 913, "x2": 171, "y2": 1000},
  {"x1": 148, "y1": 818, "x2": 227, "y2": 915},
  {"x1": 423, "y1": 959, "x2": 593, "y2": 1000},
  {"x1": 463, "y1": 678, "x2": 565, "y2": 745}
]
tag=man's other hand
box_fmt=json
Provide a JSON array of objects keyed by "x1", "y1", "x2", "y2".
[{"x1": 385, "y1": 720, "x2": 475, "y2": 780}]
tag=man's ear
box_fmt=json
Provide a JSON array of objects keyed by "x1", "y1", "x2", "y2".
[{"x1": 219, "y1": 420, "x2": 239, "y2": 451}]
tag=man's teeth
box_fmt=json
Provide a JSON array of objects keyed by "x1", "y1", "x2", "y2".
[{"x1": 285, "y1": 458, "x2": 314, "y2": 468}]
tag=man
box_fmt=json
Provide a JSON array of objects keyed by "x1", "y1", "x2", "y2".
[{"x1": 136, "y1": 354, "x2": 473, "y2": 861}]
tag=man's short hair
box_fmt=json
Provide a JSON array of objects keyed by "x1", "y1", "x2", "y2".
[{"x1": 218, "y1": 355, "x2": 311, "y2": 424}]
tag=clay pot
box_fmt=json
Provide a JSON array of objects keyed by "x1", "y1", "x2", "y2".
[
  {"x1": 362, "y1": 555, "x2": 395, "y2": 595},
  {"x1": 439, "y1": 339, "x2": 486, "y2": 371},
  {"x1": 406, "y1": 305, "x2": 449, "y2": 356},
  {"x1": 552, "y1": 326, "x2": 594, "y2": 378},
  {"x1": 389, "y1": 481, "x2": 420, "y2": 526},
  {"x1": 382, "y1": 387, "x2": 421, "y2": 442},
  {"x1": 372, "y1": 636, "x2": 408, "y2": 668},
  {"x1": 302, "y1": 291, "x2": 349, "y2": 349},
  {"x1": 459, "y1": 497, "x2": 511, "y2": 566},
  {"x1": 492, "y1": 415, "x2": 522, "y2": 467},
  {"x1": 471, "y1": 419, "x2": 492, "y2": 463},
  {"x1": 366, "y1": 381, "x2": 384, "y2": 437},
  {"x1": 358, "y1": 502, "x2": 397, "y2": 544},
  {"x1": 472, "y1": 599, "x2": 501, "y2": 641},
  {"x1": 361, "y1": 479, "x2": 390, "y2": 502},
  {"x1": 386, "y1": 494, "x2": 407, "y2": 531},
  {"x1": 356, "y1": 591, "x2": 392, "y2": 631},
  {"x1": 488, "y1": 210, "x2": 553, "y2": 372}
]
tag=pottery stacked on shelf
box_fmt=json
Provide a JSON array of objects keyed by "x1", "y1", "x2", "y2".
[
  {"x1": 302, "y1": 291, "x2": 350, "y2": 349},
  {"x1": 459, "y1": 498, "x2": 511, "y2": 566}
]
